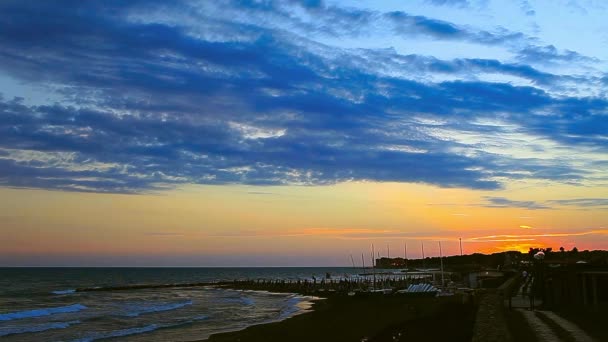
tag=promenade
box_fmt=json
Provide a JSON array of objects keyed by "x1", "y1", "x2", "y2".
[{"x1": 506, "y1": 279, "x2": 596, "y2": 342}]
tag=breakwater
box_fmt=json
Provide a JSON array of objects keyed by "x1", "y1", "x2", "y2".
[{"x1": 219, "y1": 276, "x2": 420, "y2": 295}]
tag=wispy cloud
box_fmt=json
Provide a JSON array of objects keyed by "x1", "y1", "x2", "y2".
[
  {"x1": 145, "y1": 232, "x2": 185, "y2": 237},
  {"x1": 548, "y1": 198, "x2": 608, "y2": 207},
  {"x1": 202, "y1": 227, "x2": 608, "y2": 246},
  {"x1": 468, "y1": 229, "x2": 608, "y2": 243},
  {"x1": 483, "y1": 197, "x2": 552, "y2": 210}
]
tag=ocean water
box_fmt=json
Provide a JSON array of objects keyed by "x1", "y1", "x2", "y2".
[{"x1": 0, "y1": 267, "x2": 361, "y2": 341}]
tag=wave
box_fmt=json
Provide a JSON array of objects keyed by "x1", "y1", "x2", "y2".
[
  {"x1": 52, "y1": 289, "x2": 76, "y2": 295},
  {"x1": 125, "y1": 300, "x2": 193, "y2": 317},
  {"x1": 279, "y1": 297, "x2": 302, "y2": 319},
  {"x1": 0, "y1": 304, "x2": 87, "y2": 321},
  {"x1": 220, "y1": 296, "x2": 256, "y2": 306},
  {"x1": 0, "y1": 320, "x2": 80, "y2": 337},
  {"x1": 241, "y1": 297, "x2": 255, "y2": 306},
  {"x1": 75, "y1": 324, "x2": 159, "y2": 342},
  {"x1": 278, "y1": 295, "x2": 318, "y2": 320},
  {"x1": 76, "y1": 281, "x2": 217, "y2": 292},
  {"x1": 75, "y1": 315, "x2": 210, "y2": 342}
]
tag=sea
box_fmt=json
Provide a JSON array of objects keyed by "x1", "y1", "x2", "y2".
[{"x1": 0, "y1": 267, "x2": 366, "y2": 341}]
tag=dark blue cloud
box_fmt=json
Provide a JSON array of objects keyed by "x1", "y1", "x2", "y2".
[
  {"x1": 426, "y1": 0, "x2": 470, "y2": 7},
  {"x1": 482, "y1": 197, "x2": 608, "y2": 210},
  {"x1": 219, "y1": 0, "x2": 525, "y2": 45},
  {"x1": 384, "y1": 11, "x2": 525, "y2": 44},
  {"x1": 548, "y1": 198, "x2": 608, "y2": 207},
  {"x1": 483, "y1": 197, "x2": 552, "y2": 210},
  {"x1": 0, "y1": 0, "x2": 605, "y2": 193},
  {"x1": 516, "y1": 45, "x2": 597, "y2": 64}
]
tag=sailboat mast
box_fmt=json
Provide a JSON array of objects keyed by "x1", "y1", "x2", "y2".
[
  {"x1": 371, "y1": 244, "x2": 376, "y2": 289},
  {"x1": 459, "y1": 237, "x2": 463, "y2": 256},
  {"x1": 421, "y1": 242, "x2": 425, "y2": 269},
  {"x1": 439, "y1": 241, "x2": 444, "y2": 287},
  {"x1": 404, "y1": 242, "x2": 407, "y2": 269}
]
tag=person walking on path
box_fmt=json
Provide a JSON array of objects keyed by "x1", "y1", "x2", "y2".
[{"x1": 529, "y1": 278, "x2": 535, "y2": 310}]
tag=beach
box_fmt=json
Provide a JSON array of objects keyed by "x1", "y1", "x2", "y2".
[{"x1": 205, "y1": 293, "x2": 476, "y2": 342}]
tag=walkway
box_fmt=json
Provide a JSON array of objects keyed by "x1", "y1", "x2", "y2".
[{"x1": 506, "y1": 278, "x2": 596, "y2": 342}]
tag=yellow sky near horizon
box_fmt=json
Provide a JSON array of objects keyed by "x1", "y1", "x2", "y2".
[{"x1": 1, "y1": 181, "x2": 607, "y2": 266}]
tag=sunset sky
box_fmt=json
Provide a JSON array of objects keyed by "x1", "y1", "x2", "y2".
[{"x1": 1, "y1": 0, "x2": 607, "y2": 266}]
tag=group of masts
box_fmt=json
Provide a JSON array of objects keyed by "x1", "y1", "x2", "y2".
[{"x1": 350, "y1": 238, "x2": 465, "y2": 288}]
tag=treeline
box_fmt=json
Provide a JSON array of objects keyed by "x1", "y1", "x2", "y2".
[
  {"x1": 375, "y1": 251, "x2": 521, "y2": 270},
  {"x1": 375, "y1": 249, "x2": 608, "y2": 270},
  {"x1": 528, "y1": 247, "x2": 608, "y2": 264}
]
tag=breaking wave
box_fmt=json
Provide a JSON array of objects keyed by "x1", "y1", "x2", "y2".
[
  {"x1": 0, "y1": 320, "x2": 81, "y2": 337},
  {"x1": 0, "y1": 304, "x2": 87, "y2": 321},
  {"x1": 52, "y1": 289, "x2": 76, "y2": 295},
  {"x1": 124, "y1": 300, "x2": 193, "y2": 317}
]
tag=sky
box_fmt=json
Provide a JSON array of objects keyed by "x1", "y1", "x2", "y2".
[{"x1": 0, "y1": 0, "x2": 607, "y2": 266}]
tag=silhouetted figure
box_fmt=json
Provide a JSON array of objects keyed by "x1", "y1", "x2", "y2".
[{"x1": 529, "y1": 279, "x2": 535, "y2": 310}]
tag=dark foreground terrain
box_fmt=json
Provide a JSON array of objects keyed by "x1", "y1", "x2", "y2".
[{"x1": 204, "y1": 294, "x2": 476, "y2": 342}]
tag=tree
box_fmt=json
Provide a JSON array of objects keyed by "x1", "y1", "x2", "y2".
[{"x1": 528, "y1": 247, "x2": 540, "y2": 260}]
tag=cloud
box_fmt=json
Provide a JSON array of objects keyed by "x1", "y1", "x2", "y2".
[
  {"x1": 515, "y1": 44, "x2": 597, "y2": 64},
  {"x1": 0, "y1": 1, "x2": 605, "y2": 193},
  {"x1": 202, "y1": 227, "x2": 608, "y2": 245},
  {"x1": 426, "y1": 0, "x2": 470, "y2": 7},
  {"x1": 483, "y1": 197, "x2": 552, "y2": 210},
  {"x1": 468, "y1": 229, "x2": 608, "y2": 243},
  {"x1": 480, "y1": 197, "x2": 608, "y2": 211},
  {"x1": 520, "y1": 0, "x2": 536, "y2": 16},
  {"x1": 145, "y1": 232, "x2": 185, "y2": 237},
  {"x1": 246, "y1": 191, "x2": 275, "y2": 195},
  {"x1": 548, "y1": 198, "x2": 608, "y2": 207},
  {"x1": 384, "y1": 11, "x2": 525, "y2": 45},
  {"x1": 216, "y1": 0, "x2": 526, "y2": 46}
]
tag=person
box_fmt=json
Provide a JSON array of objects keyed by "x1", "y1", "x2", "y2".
[
  {"x1": 529, "y1": 278, "x2": 535, "y2": 310},
  {"x1": 522, "y1": 270, "x2": 528, "y2": 278}
]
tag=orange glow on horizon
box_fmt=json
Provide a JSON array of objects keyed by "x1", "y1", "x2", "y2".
[{"x1": 1, "y1": 181, "x2": 607, "y2": 265}]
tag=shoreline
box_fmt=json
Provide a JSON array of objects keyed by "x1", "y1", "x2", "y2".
[
  {"x1": 202, "y1": 292, "x2": 476, "y2": 342},
  {"x1": 196, "y1": 296, "x2": 326, "y2": 342}
]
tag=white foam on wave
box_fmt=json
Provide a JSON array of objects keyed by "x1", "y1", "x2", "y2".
[
  {"x1": 52, "y1": 289, "x2": 76, "y2": 295},
  {"x1": 219, "y1": 293, "x2": 255, "y2": 306},
  {"x1": 278, "y1": 295, "x2": 319, "y2": 320},
  {"x1": 0, "y1": 304, "x2": 87, "y2": 321},
  {"x1": 0, "y1": 320, "x2": 80, "y2": 337},
  {"x1": 278, "y1": 297, "x2": 302, "y2": 319},
  {"x1": 125, "y1": 300, "x2": 193, "y2": 317}
]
